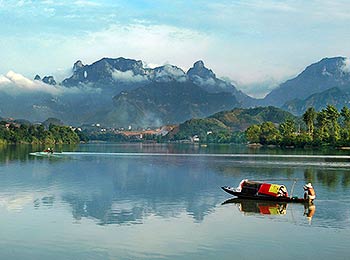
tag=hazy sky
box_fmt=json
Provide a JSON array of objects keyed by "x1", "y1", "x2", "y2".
[{"x1": 1, "y1": 0, "x2": 350, "y2": 97}]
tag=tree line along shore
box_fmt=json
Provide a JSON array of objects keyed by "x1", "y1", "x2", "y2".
[
  {"x1": 246, "y1": 105, "x2": 350, "y2": 148},
  {"x1": 0, "y1": 122, "x2": 85, "y2": 145},
  {"x1": 2, "y1": 105, "x2": 350, "y2": 148}
]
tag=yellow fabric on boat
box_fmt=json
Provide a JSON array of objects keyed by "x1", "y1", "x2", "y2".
[{"x1": 268, "y1": 184, "x2": 280, "y2": 194}]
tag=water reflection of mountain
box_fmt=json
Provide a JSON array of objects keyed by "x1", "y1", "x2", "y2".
[
  {"x1": 0, "y1": 155, "x2": 224, "y2": 225},
  {"x1": 1, "y1": 144, "x2": 350, "y2": 228},
  {"x1": 58, "y1": 156, "x2": 222, "y2": 225}
]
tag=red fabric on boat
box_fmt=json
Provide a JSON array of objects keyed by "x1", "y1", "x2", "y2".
[{"x1": 258, "y1": 183, "x2": 281, "y2": 197}]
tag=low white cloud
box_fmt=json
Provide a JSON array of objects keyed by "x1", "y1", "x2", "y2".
[
  {"x1": 0, "y1": 75, "x2": 12, "y2": 84},
  {"x1": 143, "y1": 62, "x2": 161, "y2": 69},
  {"x1": 235, "y1": 77, "x2": 282, "y2": 99},
  {"x1": 192, "y1": 75, "x2": 216, "y2": 86},
  {"x1": 0, "y1": 70, "x2": 100, "y2": 96},
  {"x1": 112, "y1": 70, "x2": 147, "y2": 83},
  {"x1": 153, "y1": 65, "x2": 187, "y2": 82},
  {"x1": 341, "y1": 58, "x2": 350, "y2": 73},
  {"x1": 60, "y1": 82, "x2": 102, "y2": 95},
  {"x1": 0, "y1": 71, "x2": 61, "y2": 95},
  {"x1": 6, "y1": 71, "x2": 38, "y2": 88}
]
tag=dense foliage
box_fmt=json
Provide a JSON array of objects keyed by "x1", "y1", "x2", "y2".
[
  {"x1": 209, "y1": 106, "x2": 296, "y2": 131},
  {"x1": 0, "y1": 122, "x2": 81, "y2": 144},
  {"x1": 166, "y1": 106, "x2": 294, "y2": 143},
  {"x1": 245, "y1": 105, "x2": 350, "y2": 147}
]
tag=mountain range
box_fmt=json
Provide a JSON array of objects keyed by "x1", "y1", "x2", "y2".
[
  {"x1": 0, "y1": 56, "x2": 349, "y2": 128},
  {"x1": 263, "y1": 57, "x2": 350, "y2": 109}
]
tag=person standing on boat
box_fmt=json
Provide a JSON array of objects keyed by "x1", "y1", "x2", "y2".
[{"x1": 303, "y1": 183, "x2": 316, "y2": 202}]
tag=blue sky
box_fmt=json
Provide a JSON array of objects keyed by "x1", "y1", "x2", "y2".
[{"x1": 1, "y1": 0, "x2": 350, "y2": 97}]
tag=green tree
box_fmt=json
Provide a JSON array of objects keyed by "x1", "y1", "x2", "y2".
[
  {"x1": 279, "y1": 118, "x2": 297, "y2": 146},
  {"x1": 0, "y1": 125, "x2": 9, "y2": 144},
  {"x1": 340, "y1": 106, "x2": 350, "y2": 145},
  {"x1": 295, "y1": 132, "x2": 313, "y2": 147},
  {"x1": 303, "y1": 107, "x2": 317, "y2": 135},
  {"x1": 279, "y1": 118, "x2": 296, "y2": 136},
  {"x1": 245, "y1": 124, "x2": 261, "y2": 143},
  {"x1": 259, "y1": 122, "x2": 281, "y2": 145},
  {"x1": 325, "y1": 105, "x2": 340, "y2": 144},
  {"x1": 75, "y1": 129, "x2": 89, "y2": 143},
  {"x1": 230, "y1": 131, "x2": 247, "y2": 143},
  {"x1": 35, "y1": 124, "x2": 47, "y2": 141},
  {"x1": 315, "y1": 109, "x2": 329, "y2": 144},
  {"x1": 340, "y1": 106, "x2": 350, "y2": 127}
]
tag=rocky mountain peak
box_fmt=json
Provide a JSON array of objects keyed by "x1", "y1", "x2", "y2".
[
  {"x1": 303, "y1": 57, "x2": 349, "y2": 78},
  {"x1": 62, "y1": 57, "x2": 148, "y2": 88},
  {"x1": 95, "y1": 57, "x2": 145, "y2": 74},
  {"x1": 42, "y1": 76, "x2": 57, "y2": 85},
  {"x1": 187, "y1": 60, "x2": 216, "y2": 80},
  {"x1": 73, "y1": 60, "x2": 84, "y2": 72},
  {"x1": 193, "y1": 60, "x2": 205, "y2": 68},
  {"x1": 58, "y1": 56, "x2": 253, "y2": 106},
  {"x1": 33, "y1": 74, "x2": 56, "y2": 85},
  {"x1": 263, "y1": 56, "x2": 350, "y2": 107}
]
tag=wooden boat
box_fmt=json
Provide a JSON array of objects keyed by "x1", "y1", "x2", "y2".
[
  {"x1": 221, "y1": 179, "x2": 310, "y2": 203},
  {"x1": 30, "y1": 149, "x2": 61, "y2": 157},
  {"x1": 43, "y1": 148, "x2": 54, "y2": 154}
]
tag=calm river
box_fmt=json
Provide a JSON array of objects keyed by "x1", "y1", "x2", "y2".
[{"x1": 0, "y1": 144, "x2": 349, "y2": 259}]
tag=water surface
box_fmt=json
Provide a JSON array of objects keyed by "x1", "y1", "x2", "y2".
[{"x1": 0, "y1": 144, "x2": 349, "y2": 259}]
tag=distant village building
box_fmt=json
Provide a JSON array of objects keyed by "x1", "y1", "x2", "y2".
[{"x1": 191, "y1": 135, "x2": 200, "y2": 142}]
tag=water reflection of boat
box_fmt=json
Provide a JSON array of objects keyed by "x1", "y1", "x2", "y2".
[
  {"x1": 304, "y1": 203, "x2": 316, "y2": 223},
  {"x1": 223, "y1": 198, "x2": 287, "y2": 215},
  {"x1": 222, "y1": 179, "x2": 311, "y2": 203}
]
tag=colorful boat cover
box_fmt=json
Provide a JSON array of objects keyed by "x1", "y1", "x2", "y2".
[{"x1": 258, "y1": 183, "x2": 285, "y2": 197}]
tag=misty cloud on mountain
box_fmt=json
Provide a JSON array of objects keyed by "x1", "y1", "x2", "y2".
[
  {"x1": 2, "y1": 55, "x2": 350, "y2": 127},
  {"x1": 151, "y1": 64, "x2": 187, "y2": 83},
  {"x1": 0, "y1": 71, "x2": 61, "y2": 95},
  {"x1": 341, "y1": 58, "x2": 350, "y2": 73},
  {"x1": 191, "y1": 76, "x2": 216, "y2": 86},
  {"x1": 0, "y1": 71, "x2": 101, "y2": 96},
  {"x1": 112, "y1": 70, "x2": 147, "y2": 83}
]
